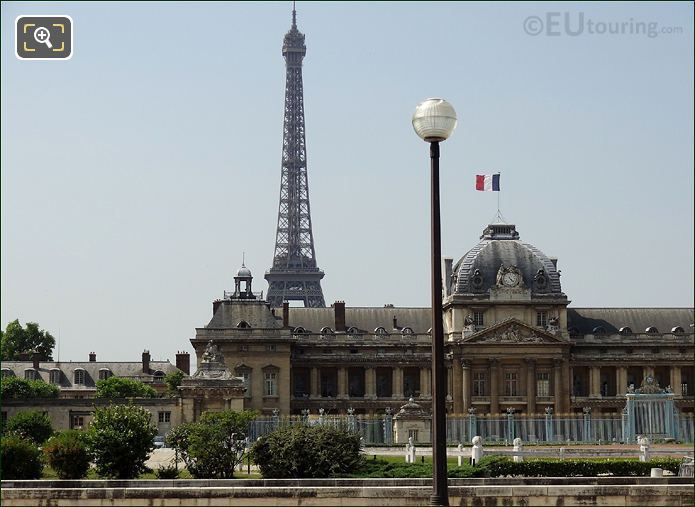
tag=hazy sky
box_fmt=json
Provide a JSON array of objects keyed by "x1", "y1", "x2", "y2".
[{"x1": 2, "y1": 2, "x2": 693, "y2": 364}]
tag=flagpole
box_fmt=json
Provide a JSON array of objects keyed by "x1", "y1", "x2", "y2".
[{"x1": 497, "y1": 172, "x2": 501, "y2": 219}]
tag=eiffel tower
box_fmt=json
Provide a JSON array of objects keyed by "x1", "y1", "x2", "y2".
[{"x1": 265, "y1": 6, "x2": 326, "y2": 308}]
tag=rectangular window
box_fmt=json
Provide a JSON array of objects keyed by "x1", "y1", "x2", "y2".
[
  {"x1": 50, "y1": 370, "x2": 61, "y2": 384},
  {"x1": 504, "y1": 372, "x2": 519, "y2": 396},
  {"x1": 24, "y1": 369, "x2": 36, "y2": 381},
  {"x1": 473, "y1": 371, "x2": 487, "y2": 396},
  {"x1": 682, "y1": 383, "x2": 689, "y2": 396},
  {"x1": 265, "y1": 344, "x2": 277, "y2": 352},
  {"x1": 72, "y1": 415, "x2": 84, "y2": 429},
  {"x1": 98, "y1": 370, "x2": 111, "y2": 381},
  {"x1": 408, "y1": 429, "x2": 419, "y2": 442},
  {"x1": 473, "y1": 312, "x2": 484, "y2": 327},
  {"x1": 264, "y1": 372, "x2": 277, "y2": 396},
  {"x1": 158, "y1": 411, "x2": 171, "y2": 423},
  {"x1": 74, "y1": 369, "x2": 85, "y2": 385},
  {"x1": 536, "y1": 372, "x2": 550, "y2": 397},
  {"x1": 536, "y1": 311, "x2": 548, "y2": 327},
  {"x1": 240, "y1": 371, "x2": 251, "y2": 397}
]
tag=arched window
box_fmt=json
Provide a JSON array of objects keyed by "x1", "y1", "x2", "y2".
[
  {"x1": 671, "y1": 326, "x2": 685, "y2": 335},
  {"x1": 24, "y1": 368, "x2": 37, "y2": 381},
  {"x1": 98, "y1": 368, "x2": 112, "y2": 381},
  {"x1": 153, "y1": 370, "x2": 165, "y2": 384},
  {"x1": 237, "y1": 320, "x2": 251, "y2": 329},
  {"x1": 293, "y1": 326, "x2": 307, "y2": 335},
  {"x1": 50, "y1": 368, "x2": 62, "y2": 384},
  {"x1": 347, "y1": 326, "x2": 361, "y2": 337},
  {"x1": 645, "y1": 326, "x2": 659, "y2": 334},
  {"x1": 74, "y1": 368, "x2": 86, "y2": 385},
  {"x1": 374, "y1": 327, "x2": 388, "y2": 336},
  {"x1": 320, "y1": 326, "x2": 334, "y2": 337},
  {"x1": 592, "y1": 326, "x2": 606, "y2": 335},
  {"x1": 402, "y1": 327, "x2": 414, "y2": 335},
  {"x1": 619, "y1": 326, "x2": 633, "y2": 335}
]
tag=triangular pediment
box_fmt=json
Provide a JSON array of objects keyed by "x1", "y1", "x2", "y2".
[{"x1": 461, "y1": 318, "x2": 565, "y2": 344}]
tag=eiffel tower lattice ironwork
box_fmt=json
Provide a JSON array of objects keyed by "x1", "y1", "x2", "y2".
[{"x1": 265, "y1": 7, "x2": 326, "y2": 308}]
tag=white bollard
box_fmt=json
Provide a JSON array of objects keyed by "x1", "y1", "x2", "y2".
[
  {"x1": 650, "y1": 467, "x2": 663, "y2": 478},
  {"x1": 457, "y1": 443, "x2": 463, "y2": 467},
  {"x1": 513, "y1": 437, "x2": 523, "y2": 463}
]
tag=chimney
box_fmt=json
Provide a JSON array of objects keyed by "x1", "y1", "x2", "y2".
[
  {"x1": 443, "y1": 257, "x2": 453, "y2": 297},
  {"x1": 282, "y1": 302, "x2": 289, "y2": 328},
  {"x1": 212, "y1": 299, "x2": 223, "y2": 316},
  {"x1": 393, "y1": 315, "x2": 398, "y2": 330},
  {"x1": 142, "y1": 350, "x2": 151, "y2": 374},
  {"x1": 89, "y1": 352, "x2": 96, "y2": 362},
  {"x1": 32, "y1": 351, "x2": 40, "y2": 370},
  {"x1": 176, "y1": 351, "x2": 190, "y2": 375},
  {"x1": 334, "y1": 301, "x2": 346, "y2": 332}
]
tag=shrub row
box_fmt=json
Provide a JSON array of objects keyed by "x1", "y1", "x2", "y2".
[{"x1": 352, "y1": 456, "x2": 682, "y2": 479}]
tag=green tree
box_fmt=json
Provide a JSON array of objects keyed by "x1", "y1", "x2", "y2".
[
  {"x1": 0, "y1": 320, "x2": 56, "y2": 361},
  {"x1": 5, "y1": 411, "x2": 53, "y2": 445},
  {"x1": 1, "y1": 377, "x2": 59, "y2": 399},
  {"x1": 164, "y1": 370, "x2": 184, "y2": 395},
  {"x1": 84, "y1": 404, "x2": 157, "y2": 479},
  {"x1": 0, "y1": 436, "x2": 43, "y2": 479},
  {"x1": 251, "y1": 424, "x2": 363, "y2": 478},
  {"x1": 166, "y1": 410, "x2": 257, "y2": 478},
  {"x1": 43, "y1": 430, "x2": 91, "y2": 479},
  {"x1": 95, "y1": 377, "x2": 157, "y2": 399}
]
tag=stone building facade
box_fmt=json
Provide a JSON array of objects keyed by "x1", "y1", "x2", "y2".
[{"x1": 191, "y1": 222, "x2": 693, "y2": 416}]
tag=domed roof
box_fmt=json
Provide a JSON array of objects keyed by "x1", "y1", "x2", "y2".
[
  {"x1": 450, "y1": 223, "x2": 563, "y2": 296},
  {"x1": 236, "y1": 264, "x2": 252, "y2": 278}
]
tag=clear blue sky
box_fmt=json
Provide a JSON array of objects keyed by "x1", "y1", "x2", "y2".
[{"x1": 2, "y1": 2, "x2": 693, "y2": 363}]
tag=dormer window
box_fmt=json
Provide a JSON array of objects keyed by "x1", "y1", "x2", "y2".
[
  {"x1": 74, "y1": 368, "x2": 86, "y2": 385},
  {"x1": 592, "y1": 326, "x2": 606, "y2": 335},
  {"x1": 153, "y1": 370, "x2": 165, "y2": 384},
  {"x1": 98, "y1": 368, "x2": 112, "y2": 381},
  {"x1": 347, "y1": 326, "x2": 361, "y2": 337},
  {"x1": 374, "y1": 327, "x2": 388, "y2": 336},
  {"x1": 237, "y1": 320, "x2": 251, "y2": 329},
  {"x1": 1, "y1": 368, "x2": 13, "y2": 378},
  {"x1": 672, "y1": 326, "x2": 685, "y2": 335},
  {"x1": 320, "y1": 327, "x2": 334, "y2": 337},
  {"x1": 293, "y1": 326, "x2": 307, "y2": 335},
  {"x1": 645, "y1": 326, "x2": 659, "y2": 334},
  {"x1": 24, "y1": 368, "x2": 37, "y2": 381},
  {"x1": 619, "y1": 327, "x2": 633, "y2": 335},
  {"x1": 401, "y1": 327, "x2": 414, "y2": 335},
  {"x1": 50, "y1": 368, "x2": 62, "y2": 384}
]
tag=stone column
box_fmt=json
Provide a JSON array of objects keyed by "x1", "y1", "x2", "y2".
[
  {"x1": 453, "y1": 357, "x2": 463, "y2": 413},
  {"x1": 393, "y1": 367, "x2": 403, "y2": 398},
  {"x1": 616, "y1": 366, "x2": 628, "y2": 396},
  {"x1": 311, "y1": 368, "x2": 319, "y2": 398},
  {"x1": 589, "y1": 366, "x2": 601, "y2": 397},
  {"x1": 554, "y1": 360, "x2": 563, "y2": 413},
  {"x1": 366, "y1": 367, "x2": 376, "y2": 399},
  {"x1": 338, "y1": 367, "x2": 347, "y2": 399},
  {"x1": 526, "y1": 359, "x2": 536, "y2": 415},
  {"x1": 462, "y1": 360, "x2": 471, "y2": 413},
  {"x1": 419, "y1": 367, "x2": 430, "y2": 398},
  {"x1": 670, "y1": 366, "x2": 682, "y2": 396},
  {"x1": 561, "y1": 360, "x2": 571, "y2": 411},
  {"x1": 489, "y1": 359, "x2": 499, "y2": 414}
]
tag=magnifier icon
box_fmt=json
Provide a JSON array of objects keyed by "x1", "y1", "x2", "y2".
[{"x1": 34, "y1": 26, "x2": 53, "y2": 49}]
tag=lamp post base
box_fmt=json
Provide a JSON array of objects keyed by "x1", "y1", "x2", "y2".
[{"x1": 429, "y1": 493, "x2": 449, "y2": 506}]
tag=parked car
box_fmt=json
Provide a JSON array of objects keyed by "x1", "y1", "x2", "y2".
[{"x1": 153, "y1": 436, "x2": 166, "y2": 449}]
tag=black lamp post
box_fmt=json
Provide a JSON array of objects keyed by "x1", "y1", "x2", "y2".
[{"x1": 412, "y1": 98, "x2": 458, "y2": 506}]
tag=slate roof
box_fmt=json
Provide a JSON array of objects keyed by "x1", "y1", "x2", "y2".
[
  {"x1": 0, "y1": 360, "x2": 179, "y2": 389},
  {"x1": 567, "y1": 308, "x2": 693, "y2": 335},
  {"x1": 287, "y1": 307, "x2": 432, "y2": 334}
]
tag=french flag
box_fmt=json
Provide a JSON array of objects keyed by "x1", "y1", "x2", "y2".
[{"x1": 476, "y1": 174, "x2": 500, "y2": 192}]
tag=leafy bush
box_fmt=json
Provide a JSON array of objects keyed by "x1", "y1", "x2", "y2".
[
  {"x1": 251, "y1": 424, "x2": 364, "y2": 478},
  {"x1": 1, "y1": 377, "x2": 59, "y2": 399},
  {"x1": 5, "y1": 410, "x2": 53, "y2": 444},
  {"x1": 166, "y1": 410, "x2": 257, "y2": 479},
  {"x1": 85, "y1": 404, "x2": 157, "y2": 479},
  {"x1": 155, "y1": 463, "x2": 180, "y2": 479},
  {"x1": 0, "y1": 436, "x2": 43, "y2": 479},
  {"x1": 43, "y1": 430, "x2": 90, "y2": 479},
  {"x1": 95, "y1": 377, "x2": 157, "y2": 399}
]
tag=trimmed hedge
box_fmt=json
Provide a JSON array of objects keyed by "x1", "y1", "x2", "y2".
[
  {"x1": 4, "y1": 410, "x2": 53, "y2": 444},
  {"x1": 251, "y1": 424, "x2": 364, "y2": 478},
  {"x1": 0, "y1": 436, "x2": 43, "y2": 479},
  {"x1": 43, "y1": 430, "x2": 91, "y2": 479},
  {"x1": 352, "y1": 456, "x2": 682, "y2": 478}
]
